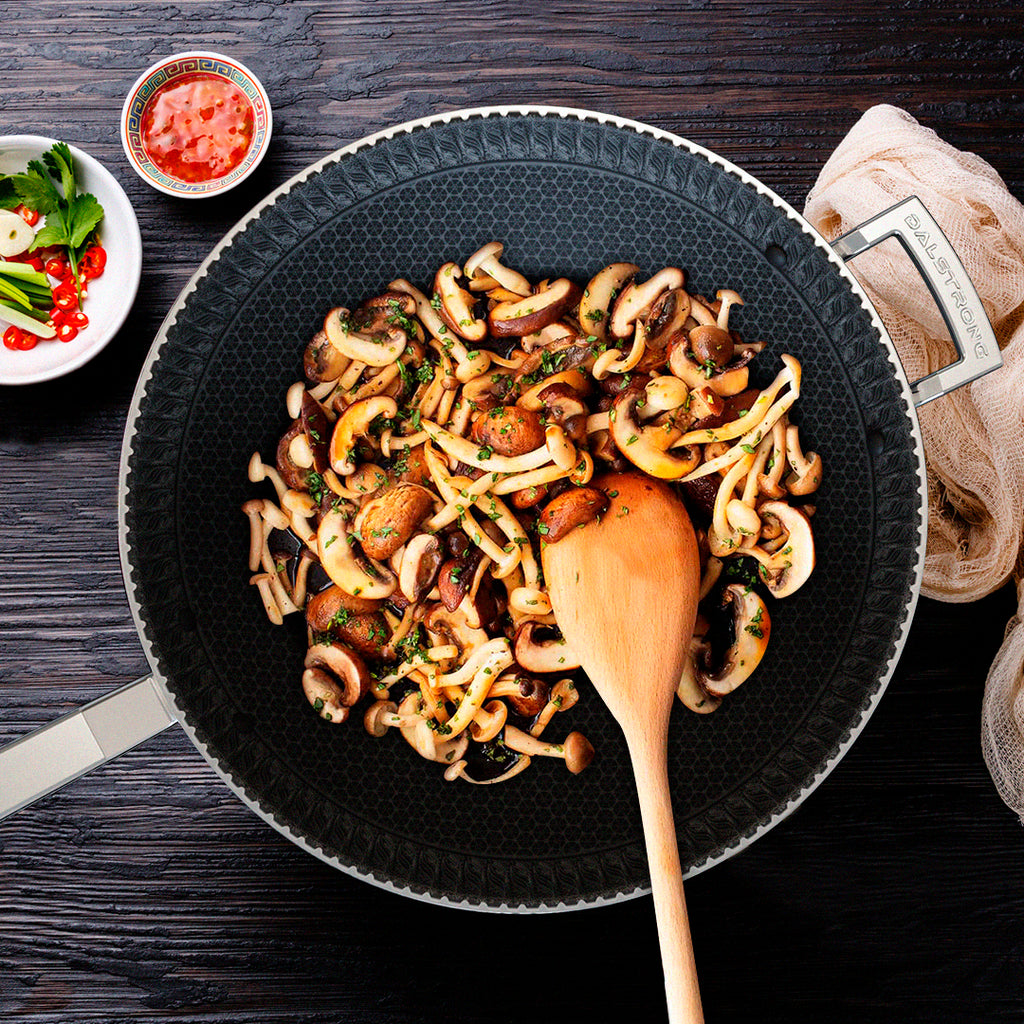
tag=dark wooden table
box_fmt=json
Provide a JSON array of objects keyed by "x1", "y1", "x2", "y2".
[{"x1": 2, "y1": 3, "x2": 1022, "y2": 1022}]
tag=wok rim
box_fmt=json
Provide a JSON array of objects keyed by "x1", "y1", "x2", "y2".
[{"x1": 117, "y1": 104, "x2": 928, "y2": 913}]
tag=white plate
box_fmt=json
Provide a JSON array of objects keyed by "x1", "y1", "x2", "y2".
[{"x1": 0, "y1": 135, "x2": 142, "y2": 386}]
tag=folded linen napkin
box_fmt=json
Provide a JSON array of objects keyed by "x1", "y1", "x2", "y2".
[{"x1": 803, "y1": 104, "x2": 1024, "y2": 818}]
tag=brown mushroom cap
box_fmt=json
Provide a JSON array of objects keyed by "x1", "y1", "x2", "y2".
[
  {"x1": 359, "y1": 483, "x2": 435, "y2": 560},
  {"x1": 689, "y1": 324, "x2": 735, "y2": 369},
  {"x1": 306, "y1": 583, "x2": 384, "y2": 627},
  {"x1": 471, "y1": 405, "x2": 546, "y2": 457},
  {"x1": 538, "y1": 486, "x2": 609, "y2": 543},
  {"x1": 318, "y1": 509, "x2": 397, "y2": 600},
  {"x1": 488, "y1": 674, "x2": 551, "y2": 717},
  {"x1": 563, "y1": 732, "x2": 596, "y2": 774},
  {"x1": 423, "y1": 602, "x2": 490, "y2": 655}
]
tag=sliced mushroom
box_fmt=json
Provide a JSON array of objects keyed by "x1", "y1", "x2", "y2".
[
  {"x1": 358, "y1": 483, "x2": 436, "y2": 560},
  {"x1": 276, "y1": 420, "x2": 311, "y2": 491},
  {"x1": 317, "y1": 509, "x2": 397, "y2": 600},
  {"x1": 514, "y1": 622, "x2": 581, "y2": 673},
  {"x1": 578, "y1": 262, "x2": 638, "y2": 344},
  {"x1": 746, "y1": 501, "x2": 815, "y2": 598},
  {"x1": 693, "y1": 585, "x2": 770, "y2": 697},
  {"x1": 300, "y1": 391, "x2": 330, "y2": 474},
  {"x1": 645, "y1": 288, "x2": 692, "y2": 349},
  {"x1": 434, "y1": 262, "x2": 487, "y2": 341},
  {"x1": 677, "y1": 615, "x2": 722, "y2": 714},
  {"x1": 437, "y1": 547, "x2": 484, "y2": 612},
  {"x1": 302, "y1": 641, "x2": 371, "y2": 722},
  {"x1": 667, "y1": 338, "x2": 757, "y2": 397},
  {"x1": 538, "y1": 486, "x2": 609, "y2": 543},
  {"x1": 423, "y1": 602, "x2": 490, "y2": 656},
  {"x1": 399, "y1": 533, "x2": 444, "y2": 603},
  {"x1": 520, "y1": 321, "x2": 579, "y2": 354},
  {"x1": 609, "y1": 268, "x2": 685, "y2": 340},
  {"x1": 610, "y1": 389, "x2": 701, "y2": 479},
  {"x1": 488, "y1": 279, "x2": 582, "y2": 338},
  {"x1": 304, "y1": 328, "x2": 347, "y2": 383},
  {"x1": 329, "y1": 396, "x2": 397, "y2": 475},
  {"x1": 324, "y1": 306, "x2": 406, "y2": 367}
]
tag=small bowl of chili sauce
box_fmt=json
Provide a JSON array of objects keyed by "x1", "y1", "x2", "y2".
[{"x1": 121, "y1": 51, "x2": 272, "y2": 198}]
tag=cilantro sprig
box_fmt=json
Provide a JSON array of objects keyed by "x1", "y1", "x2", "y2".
[{"x1": 0, "y1": 142, "x2": 104, "y2": 301}]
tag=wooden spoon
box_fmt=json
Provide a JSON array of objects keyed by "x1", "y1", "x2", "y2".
[{"x1": 542, "y1": 471, "x2": 703, "y2": 1024}]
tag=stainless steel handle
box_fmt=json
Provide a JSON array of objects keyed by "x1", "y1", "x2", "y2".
[
  {"x1": 832, "y1": 196, "x2": 1002, "y2": 406},
  {"x1": 0, "y1": 675, "x2": 176, "y2": 820}
]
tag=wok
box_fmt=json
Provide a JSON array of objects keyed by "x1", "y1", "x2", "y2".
[{"x1": 0, "y1": 107, "x2": 1001, "y2": 910}]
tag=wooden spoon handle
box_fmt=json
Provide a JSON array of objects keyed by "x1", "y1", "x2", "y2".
[{"x1": 629, "y1": 734, "x2": 704, "y2": 1024}]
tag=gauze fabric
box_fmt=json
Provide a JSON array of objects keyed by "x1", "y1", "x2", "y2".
[{"x1": 803, "y1": 104, "x2": 1024, "y2": 818}]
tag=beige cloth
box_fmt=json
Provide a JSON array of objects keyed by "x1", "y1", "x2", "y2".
[{"x1": 803, "y1": 104, "x2": 1024, "y2": 818}]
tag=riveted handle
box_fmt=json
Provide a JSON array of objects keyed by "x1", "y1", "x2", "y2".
[
  {"x1": 832, "y1": 196, "x2": 1002, "y2": 407},
  {"x1": 0, "y1": 676, "x2": 176, "y2": 820}
]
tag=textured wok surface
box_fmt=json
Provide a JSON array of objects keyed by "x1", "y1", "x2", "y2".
[{"x1": 124, "y1": 112, "x2": 920, "y2": 907}]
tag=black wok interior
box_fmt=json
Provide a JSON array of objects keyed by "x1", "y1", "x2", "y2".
[{"x1": 123, "y1": 113, "x2": 922, "y2": 907}]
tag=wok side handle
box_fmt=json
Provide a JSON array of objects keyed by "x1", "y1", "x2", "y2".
[
  {"x1": 0, "y1": 676, "x2": 176, "y2": 821},
  {"x1": 832, "y1": 195, "x2": 1002, "y2": 407}
]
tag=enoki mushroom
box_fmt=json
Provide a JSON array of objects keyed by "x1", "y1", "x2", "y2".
[{"x1": 243, "y1": 243, "x2": 823, "y2": 782}]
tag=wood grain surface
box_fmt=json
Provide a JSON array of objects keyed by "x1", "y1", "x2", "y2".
[{"x1": 1, "y1": 2, "x2": 1023, "y2": 1021}]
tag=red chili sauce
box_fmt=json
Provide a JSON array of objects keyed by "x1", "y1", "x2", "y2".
[{"x1": 141, "y1": 74, "x2": 255, "y2": 183}]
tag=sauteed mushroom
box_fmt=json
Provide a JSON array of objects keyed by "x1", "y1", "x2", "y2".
[
  {"x1": 692, "y1": 585, "x2": 771, "y2": 697},
  {"x1": 244, "y1": 243, "x2": 824, "y2": 777}
]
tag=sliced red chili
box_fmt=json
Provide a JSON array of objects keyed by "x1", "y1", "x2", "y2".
[
  {"x1": 45, "y1": 255, "x2": 69, "y2": 279},
  {"x1": 15, "y1": 205, "x2": 40, "y2": 227},
  {"x1": 17, "y1": 330, "x2": 38, "y2": 350},
  {"x1": 65, "y1": 309, "x2": 89, "y2": 330},
  {"x1": 56, "y1": 322, "x2": 78, "y2": 343},
  {"x1": 3, "y1": 325, "x2": 24, "y2": 349},
  {"x1": 79, "y1": 244, "x2": 107, "y2": 280},
  {"x1": 53, "y1": 280, "x2": 78, "y2": 311}
]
